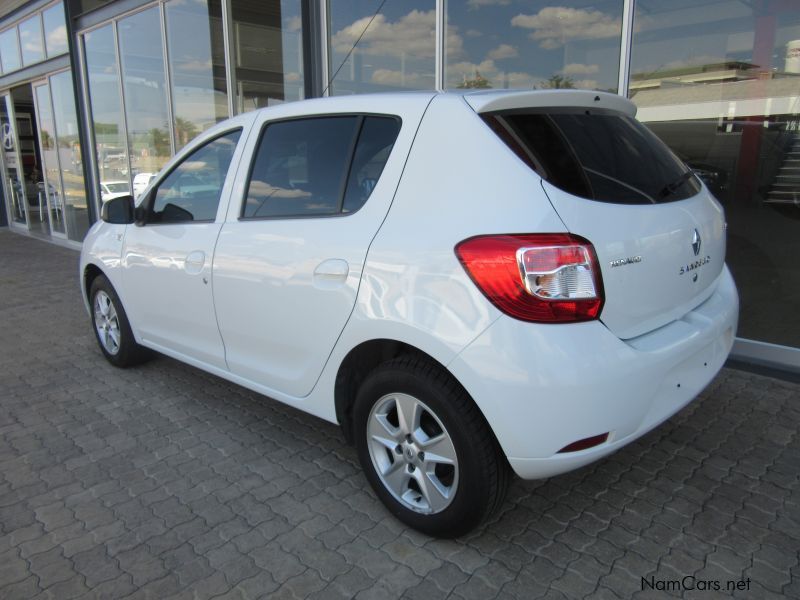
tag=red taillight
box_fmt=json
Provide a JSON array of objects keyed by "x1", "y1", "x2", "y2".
[{"x1": 455, "y1": 234, "x2": 604, "y2": 323}]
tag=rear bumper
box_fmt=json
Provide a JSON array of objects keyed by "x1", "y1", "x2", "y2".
[{"x1": 447, "y1": 265, "x2": 738, "y2": 480}]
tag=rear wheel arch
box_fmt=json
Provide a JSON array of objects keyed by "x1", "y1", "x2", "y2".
[
  {"x1": 335, "y1": 339, "x2": 419, "y2": 444},
  {"x1": 334, "y1": 338, "x2": 502, "y2": 452}
]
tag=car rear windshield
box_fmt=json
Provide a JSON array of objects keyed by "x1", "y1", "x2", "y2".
[{"x1": 483, "y1": 109, "x2": 702, "y2": 204}]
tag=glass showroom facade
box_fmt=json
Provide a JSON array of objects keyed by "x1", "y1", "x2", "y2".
[{"x1": 0, "y1": 0, "x2": 797, "y2": 370}]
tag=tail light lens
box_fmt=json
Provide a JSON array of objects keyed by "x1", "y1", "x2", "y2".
[{"x1": 455, "y1": 234, "x2": 604, "y2": 323}]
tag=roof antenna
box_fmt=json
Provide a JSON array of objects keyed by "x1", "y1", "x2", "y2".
[{"x1": 322, "y1": 0, "x2": 390, "y2": 97}]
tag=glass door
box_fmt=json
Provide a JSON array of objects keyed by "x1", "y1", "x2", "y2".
[
  {"x1": 32, "y1": 81, "x2": 66, "y2": 237},
  {"x1": 0, "y1": 93, "x2": 30, "y2": 228}
]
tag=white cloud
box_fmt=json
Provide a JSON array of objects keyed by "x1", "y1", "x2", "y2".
[
  {"x1": 446, "y1": 59, "x2": 538, "y2": 89},
  {"x1": 285, "y1": 16, "x2": 302, "y2": 33},
  {"x1": 572, "y1": 78, "x2": 600, "y2": 89},
  {"x1": 488, "y1": 43, "x2": 518, "y2": 60},
  {"x1": 448, "y1": 59, "x2": 497, "y2": 79},
  {"x1": 333, "y1": 10, "x2": 462, "y2": 60},
  {"x1": 512, "y1": 7, "x2": 620, "y2": 49},
  {"x1": 47, "y1": 25, "x2": 67, "y2": 50},
  {"x1": 465, "y1": 29, "x2": 483, "y2": 38},
  {"x1": 560, "y1": 62, "x2": 599, "y2": 76}
]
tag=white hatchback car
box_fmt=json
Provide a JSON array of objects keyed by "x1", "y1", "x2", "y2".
[{"x1": 81, "y1": 90, "x2": 738, "y2": 537}]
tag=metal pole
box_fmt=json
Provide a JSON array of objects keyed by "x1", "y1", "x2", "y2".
[
  {"x1": 435, "y1": 0, "x2": 444, "y2": 91},
  {"x1": 159, "y1": 2, "x2": 176, "y2": 155},
  {"x1": 617, "y1": 0, "x2": 635, "y2": 98},
  {"x1": 221, "y1": 0, "x2": 236, "y2": 115}
]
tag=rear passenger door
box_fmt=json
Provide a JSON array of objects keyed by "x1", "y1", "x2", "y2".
[{"x1": 213, "y1": 113, "x2": 403, "y2": 397}]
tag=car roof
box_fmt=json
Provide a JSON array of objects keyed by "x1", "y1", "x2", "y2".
[{"x1": 239, "y1": 89, "x2": 637, "y2": 120}]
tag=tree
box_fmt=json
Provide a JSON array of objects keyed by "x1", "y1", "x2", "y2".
[
  {"x1": 457, "y1": 70, "x2": 492, "y2": 89},
  {"x1": 175, "y1": 117, "x2": 200, "y2": 148},
  {"x1": 537, "y1": 74, "x2": 575, "y2": 89},
  {"x1": 148, "y1": 126, "x2": 171, "y2": 158}
]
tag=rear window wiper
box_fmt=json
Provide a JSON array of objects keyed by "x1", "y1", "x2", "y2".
[{"x1": 659, "y1": 170, "x2": 694, "y2": 199}]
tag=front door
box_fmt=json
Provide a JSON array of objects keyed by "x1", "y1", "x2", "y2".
[
  {"x1": 121, "y1": 129, "x2": 244, "y2": 369},
  {"x1": 32, "y1": 81, "x2": 67, "y2": 238}
]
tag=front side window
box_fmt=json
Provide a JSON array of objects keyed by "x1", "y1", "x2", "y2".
[
  {"x1": 243, "y1": 115, "x2": 400, "y2": 219},
  {"x1": 149, "y1": 130, "x2": 241, "y2": 223}
]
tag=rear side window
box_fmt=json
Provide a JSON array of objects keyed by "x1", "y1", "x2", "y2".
[
  {"x1": 486, "y1": 110, "x2": 702, "y2": 205},
  {"x1": 243, "y1": 115, "x2": 400, "y2": 219},
  {"x1": 343, "y1": 117, "x2": 401, "y2": 213},
  {"x1": 150, "y1": 130, "x2": 241, "y2": 223}
]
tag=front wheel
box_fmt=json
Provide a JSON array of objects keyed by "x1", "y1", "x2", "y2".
[
  {"x1": 353, "y1": 356, "x2": 509, "y2": 537},
  {"x1": 90, "y1": 274, "x2": 150, "y2": 367}
]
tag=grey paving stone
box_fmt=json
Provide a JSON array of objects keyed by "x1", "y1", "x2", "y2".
[{"x1": 0, "y1": 230, "x2": 798, "y2": 600}]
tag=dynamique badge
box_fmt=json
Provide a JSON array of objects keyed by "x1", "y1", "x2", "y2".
[
  {"x1": 609, "y1": 256, "x2": 642, "y2": 268},
  {"x1": 692, "y1": 229, "x2": 702, "y2": 256}
]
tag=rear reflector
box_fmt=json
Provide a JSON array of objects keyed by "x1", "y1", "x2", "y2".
[
  {"x1": 455, "y1": 234, "x2": 604, "y2": 323},
  {"x1": 557, "y1": 433, "x2": 609, "y2": 453}
]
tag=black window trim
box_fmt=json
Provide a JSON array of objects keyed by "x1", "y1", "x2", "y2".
[
  {"x1": 140, "y1": 127, "x2": 244, "y2": 226},
  {"x1": 239, "y1": 112, "x2": 402, "y2": 222}
]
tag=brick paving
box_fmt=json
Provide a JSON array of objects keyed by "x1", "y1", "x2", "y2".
[{"x1": 0, "y1": 228, "x2": 799, "y2": 599}]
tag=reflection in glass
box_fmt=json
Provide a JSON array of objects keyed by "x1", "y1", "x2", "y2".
[
  {"x1": 329, "y1": 0, "x2": 435, "y2": 94},
  {"x1": 244, "y1": 117, "x2": 359, "y2": 218},
  {"x1": 0, "y1": 96, "x2": 26, "y2": 224},
  {"x1": 84, "y1": 24, "x2": 130, "y2": 193},
  {"x1": 118, "y1": 7, "x2": 172, "y2": 180},
  {"x1": 445, "y1": 1, "x2": 622, "y2": 92},
  {"x1": 631, "y1": 1, "x2": 800, "y2": 348},
  {"x1": 165, "y1": 0, "x2": 229, "y2": 150},
  {"x1": 51, "y1": 71, "x2": 91, "y2": 242},
  {"x1": 34, "y1": 83, "x2": 66, "y2": 235},
  {"x1": 43, "y1": 2, "x2": 68, "y2": 57},
  {"x1": 231, "y1": 0, "x2": 304, "y2": 112},
  {"x1": 151, "y1": 130, "x2": 241, "y2": 222},
  {"x1": 0, "y1": 28, "x2": 21, "y2": 73},
  {"x1": 19, "y1": 15, "x2": 44, "y2": 66}
]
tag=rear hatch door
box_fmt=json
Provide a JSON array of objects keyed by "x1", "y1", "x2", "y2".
[{"x1": 468, "y1": 91, "x2": 726, "y2": 340}]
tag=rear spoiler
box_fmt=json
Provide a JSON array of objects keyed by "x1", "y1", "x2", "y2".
[{"x1": 462, "y1": 89, "x2": 637, "y2": 118}]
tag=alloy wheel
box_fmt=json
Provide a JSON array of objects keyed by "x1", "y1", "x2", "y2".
[
  {"x1": 366, "y1": 392, "x2": 459, "y2": 514},
  {"x1": 94, "y1": 291, "x2": 121, "y2": 355}
]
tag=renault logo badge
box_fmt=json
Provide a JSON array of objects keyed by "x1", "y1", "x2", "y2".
[{"x1": 692, "y1": 229, "x2": 701, "y2": 257}]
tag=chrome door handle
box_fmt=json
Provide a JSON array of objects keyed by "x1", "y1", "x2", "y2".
[
  {"x1": 184, "y1": 250, "x2": 206, "y2": 275},
  {"x1": 314, "y1": 259, "x2": 349, "y2": 287}
]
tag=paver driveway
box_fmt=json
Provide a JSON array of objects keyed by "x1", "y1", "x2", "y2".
[{"x1": 0, "y1": 229, "x2": 798, "y2": 599}]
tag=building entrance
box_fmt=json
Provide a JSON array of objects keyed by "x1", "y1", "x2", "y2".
[{"x1": 0, "y1": 74, "x2": 91, "y2": 244}]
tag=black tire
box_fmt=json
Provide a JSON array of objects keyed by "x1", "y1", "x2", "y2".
[
  {"x1": 353, "y1": 355, "x2": 509, "y2": 537},
  {"x1": 89, "y1": 274, "x2": 150, "y2": 367}
]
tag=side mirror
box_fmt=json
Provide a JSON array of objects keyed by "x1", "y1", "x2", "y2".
[{"x1": 100, "y1": 195, "x2": 135, "y2": 224}]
